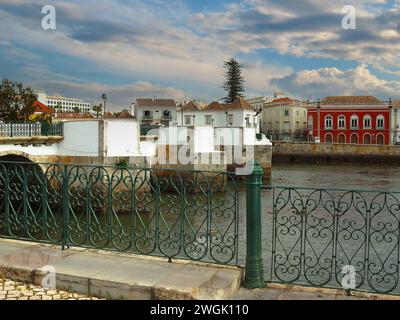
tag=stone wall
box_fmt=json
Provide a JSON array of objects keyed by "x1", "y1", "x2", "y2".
[{"x1": 272, "y1": 142, "x2": 400, "y2": 164}]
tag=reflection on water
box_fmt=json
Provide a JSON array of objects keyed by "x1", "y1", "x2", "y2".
[{"x1": 270, "y1": 163, "x2": 400, "y2": 191}]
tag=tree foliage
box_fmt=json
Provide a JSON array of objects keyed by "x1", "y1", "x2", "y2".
[
  {"x1": 0, "y1": 79, "x2": 37, "y2": 122},
  {"x1": 223, "y1": 58, "x2": 245, "y2": 103},
  {"x1": 93, "y1": 103, "x2": 103, "y2": 118}
]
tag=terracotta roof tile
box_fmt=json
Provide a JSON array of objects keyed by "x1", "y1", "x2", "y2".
[
  {"x1": 55, "y1": 112, "x2": 94, "y2": 119},
  {"x1": 271, "y1": 97, "x2": 293, "y2": 104},
  {"x1": 33, "y1": 100, "x2": 53, "y2": 113},
  {"x1": 223, "y1": 97, "x2": 253, "y2": 110},
  {"x1": 136, "y1": 98, "x2": 176, "y2": 108},
  {"x1": 321, "y1": 96, "x2": 382, "y2": 105},
  {"x1": 180, "y1": 101, "x2": 204, "y2": 111},
  {"x1": 204, "y1": 101, "x2": 225, "y2": 111}
]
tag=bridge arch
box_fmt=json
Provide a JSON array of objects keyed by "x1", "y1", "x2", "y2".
[{"x1": 0, "y1": 151, "x2": 36, "y2": 163}]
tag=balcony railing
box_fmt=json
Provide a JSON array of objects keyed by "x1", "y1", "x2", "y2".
[{"x1": 0, "y1": 122, "x2": 63, "y2": 137}]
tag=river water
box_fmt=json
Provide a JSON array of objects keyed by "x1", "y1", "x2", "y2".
[{"x1": 269, "y1": 163, "x2": 400, "y2": 190}]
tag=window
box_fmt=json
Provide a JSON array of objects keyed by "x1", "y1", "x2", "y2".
[
  {"x1": 377, "y1": 115, "x2": 384, "y2": 129},
  {"x1": 338, "y1": 115, "x2": 346, "y2": 129},
  {"x1": 228, "y1": 114, "x2": 233, "y2": 126},
  {"x1": 163, "y1": 110, "x2": 171, "y2": 118},
  {"x1": 308, "y1": 116, "x2": 313, "y2": 130},
  {"x1": 296, "y1": 110, "x2": 299, "y2": 116},
  {"x1": 143, "y1": 110, "x2": 151, "y2": 118},
  {"x1": 245, "y1": 117, "x2": 250, "y2": 127},
  {"x1": 284, "y1": 109, "x2": 289, "y2": 117},
  {"x1": 363, "y1": 115, "x2": 371, "y2": 129},
  {"x1": 184, "y1": 115, "x2": 191, "y2": 125},
  {"x1": 325, "y1": 115, "x2": 333, "y2": 129},
  {"x1": 350, "y1": 115, "x2": 359, "y2": 129},
  {"x1": 283, "y1": 121, "x2": 290, "y2": 132},
  {"x1": 205, "y1": 115, "x2": 212, "y2": 125}
]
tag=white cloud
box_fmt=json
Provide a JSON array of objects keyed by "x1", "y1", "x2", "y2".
[{"x1": 271, "y1": 64, "x2": 400, "y2": 100}]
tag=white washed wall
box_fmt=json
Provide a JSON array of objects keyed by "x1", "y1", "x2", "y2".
[
  {"x1": 57, "y1": 121, "x2": 99, "y2": 156},
  {"x1": 106, "y1": 120, "x2": 139, "y2": 156}
]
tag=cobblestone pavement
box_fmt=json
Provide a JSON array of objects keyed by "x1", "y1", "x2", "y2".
[{"x1": 0, "y1": 278, "x2": 103, "y2": 300}]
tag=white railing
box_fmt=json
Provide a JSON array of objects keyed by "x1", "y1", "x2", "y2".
[{"x1": 0, "y1": 123, "x2": 63, "y2": 137}]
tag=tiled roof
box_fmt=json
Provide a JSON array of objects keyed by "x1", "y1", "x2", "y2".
[
  {"x1": 270, "y1": 97, "x2": 293, "y2": 104},
  {"x1": 118, "y1": 111, "x2": 134, "y2": 118},
  {"x1": 136, "y1": 98, "x2": 176, "y2": 108},
  {"x1": 33, "y1": 100, "x2": 53, "y2": 113},
  {"x1": 54, "y1": 112, "x2": 94, "y2": 119},
  {"x1": 204, "y1": 101, "x2": 225, "y2": 111},
  {"x1": 223, "y1": 97, "x2": 253, "y2": 110},
  {"x1": 203, "y1": 97, "x2": 254, "y2": 112},
  {"x1": 321, "y1": 96, "x2": 382, "y2": 105},
  {"x1": 180, "y1": 101, "x2": 204, "y2": 111}
]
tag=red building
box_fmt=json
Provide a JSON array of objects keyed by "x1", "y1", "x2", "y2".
[{"x1": 307, "y1": 96, "x2": 391, "y2": 145}]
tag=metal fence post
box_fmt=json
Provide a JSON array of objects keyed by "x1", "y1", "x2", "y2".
[
  {"x1": 243, "y1": 160, "x2": 265, "y2": 288},
  {"x1": 62, "y1": 165, "x2": 69, "y2": 250}
]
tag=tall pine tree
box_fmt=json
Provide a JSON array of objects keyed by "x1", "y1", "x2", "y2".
[{"x1": 223, "y1": 58, "x2": 245, "y2": 103}]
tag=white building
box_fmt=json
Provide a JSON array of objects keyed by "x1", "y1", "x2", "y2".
[
  {"x1": 177, "y1": 97, "x2": 260, "y2": 129},
  {"x1": 246, "y1": 96, "x2": 270, "y2": 111},
  {"x1": 261, "y1": 97, "x2": 309, "y2": 141},
  {"x1": 134, "y1": 98, "x2": 178, "y2": 126},
  {"x1": 36, "y1": 90, "x2": 91, "y2": 113}
]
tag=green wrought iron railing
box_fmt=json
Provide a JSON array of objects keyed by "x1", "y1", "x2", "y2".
[
  {"x1": 0, "y1": 161, "x2": 239, "y2": 265},
  {"x1": 267, "y1": 186, "x2": 400, "y2": 295}
]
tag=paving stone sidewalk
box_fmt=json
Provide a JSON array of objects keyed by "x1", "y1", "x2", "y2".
[{"x1": 0, "y1": 278, "x2": 103, "y2": 300}]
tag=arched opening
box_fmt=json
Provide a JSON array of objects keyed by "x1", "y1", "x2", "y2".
[
  {"x1": 350, "y1": 133, "x2": 359, "y2": 144},
  {"x1": 363, "y1": 134, "x2": 371, "y2": 145},
  {"x1": 0, "y1": 154, "x2": 47, "y2": 239},
  {"x1": 0, "y1": 154, "x2": 34, "y2": 163},
  {"x1": 324, "y1": 133, "x2": 333, "y2": 143},
  {"x1": 377, "y1": 134, "x2": 385, "y2": 145},
  {"x1": 338, "y1": 133, "x2": 346, "y2": 144}
]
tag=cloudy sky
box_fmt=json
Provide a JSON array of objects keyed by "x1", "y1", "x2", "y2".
[{"x1": 0, "y1": 0, "x2": 399, "y2": 110}]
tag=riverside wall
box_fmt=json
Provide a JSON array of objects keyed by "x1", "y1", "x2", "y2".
[{"x1": 272, "y1": 141, "x2": 400, "y2": 165}]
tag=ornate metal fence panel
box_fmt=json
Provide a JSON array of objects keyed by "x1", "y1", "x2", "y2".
[
  {"x1": 270, "y1": 186, "x2": 400, "y2": 294},
  {"x1": 0, "y1": 161, "x2": 239, "y2": 265}
]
